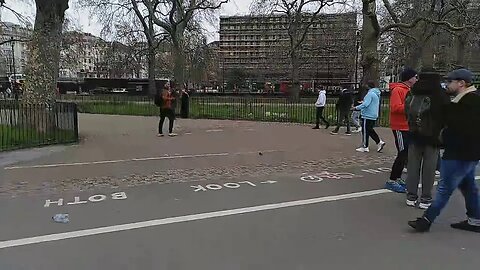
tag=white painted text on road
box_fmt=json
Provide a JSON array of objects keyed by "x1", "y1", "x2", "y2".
[
  {"x1": 44, "y1": 192, "x2": 127, "y2": 208},
  {"x1": 191, "y1": 181, "x2": 276, "y2": 192}
]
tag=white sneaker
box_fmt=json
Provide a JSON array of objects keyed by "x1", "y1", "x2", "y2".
[
  {"x1": 435, "y1": 170, "x2": 441, "y2": 178},
  {"x1": 403, "y1": 168, "x2": 408, "y2": 173},
  {"x1": 377, "y1": 141, "x2": 386, "y2": 152},
  {"x1": 356, "y1": 147, "x2": 369, "y2": 153},
  {"x1": 353, "y1": 127, "x2": 362, "y2": 133},
  {"x1": 168, "y1": 133, "x2": 178, "y2": 137},
  {"x1": 418, "y1": 202, "x2": 431, "y2": 210},
  {"x1": 406, "y1": 199, "x2": 416, "y2": 207}
]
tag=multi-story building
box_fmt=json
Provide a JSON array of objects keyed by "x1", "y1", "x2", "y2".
[
  {"x1": 59, "y1": 32, "x2": 147, "y2": 79},
  {"x1": 219, "y1": 13, "x2": 358, "y2": 89},
  {"x1": 0, "y1": 22, "x2": 30, "y2": 77}
]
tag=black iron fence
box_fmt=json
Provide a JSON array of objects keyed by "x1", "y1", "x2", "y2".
[
  {"x1": 0, "y1": 100, "x2": 79, "y2": 151},
  {"x1": 58, "y1": 94, "x2": 391, "y2": 127},
  {"x1": 189, "y1": 96, "x2": 391, "y2": 127}
]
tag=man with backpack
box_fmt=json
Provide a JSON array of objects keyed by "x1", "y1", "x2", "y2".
[
  {"x1": 409, "y1": 68, "x2": 480, "y2": 233},
  {"x1": 385, "y1": 68, "x2": 418, "y2": 193},
  {"x1": 155, "y1": 83, "x2": 177, "y2": 137},
  {"x1": 404, "y1": 71, "x2": 450, "y2": 209}
]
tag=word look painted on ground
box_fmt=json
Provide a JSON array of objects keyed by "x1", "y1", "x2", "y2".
[
  {"x1": 191, "y1": 181, "x2": 277, "y2": 192},
  {"x1": 44, "y1": 192, "x2": 127, "y2": 208}
]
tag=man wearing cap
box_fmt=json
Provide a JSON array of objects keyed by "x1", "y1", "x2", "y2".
[
  {"x1": 385, "y1": 68, "x2": 418, "y2": 193},
  {"x1": 409, "y1": 68, "x2": 480, "y2": 233}
]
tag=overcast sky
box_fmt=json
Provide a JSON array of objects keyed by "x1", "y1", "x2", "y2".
[{"x1": 3, "y1": 0, "x2": 253, "y2": 41}]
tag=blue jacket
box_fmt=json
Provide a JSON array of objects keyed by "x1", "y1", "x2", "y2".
[{"x1": 355, "y1": 88, "x2": 381, "y2": 120}]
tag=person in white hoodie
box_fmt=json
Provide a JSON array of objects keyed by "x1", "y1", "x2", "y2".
[{"x1": 312, "y1": 88, "x2": 330, "y2": 129}]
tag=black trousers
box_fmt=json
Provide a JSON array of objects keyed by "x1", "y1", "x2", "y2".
[
  {"x1": 315, "y1": 107, "x2": 329, "y2": 127},
  {"x1": 390, "y1": 130, "x2": 410, "y2": 180},
  {"x1": 361, "y1": 118, "x2": 380, "y2": 147},
  {"x1": 159, "y1": 109, "x2": 175, "y2": 134},
  {"x1": 333, "y1": 110, "x2": 351, "y2": 133}
]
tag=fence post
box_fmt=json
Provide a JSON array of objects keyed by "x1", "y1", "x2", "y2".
[{"x1": 73, "y1": 103, "x2": 79, "y2": 142}]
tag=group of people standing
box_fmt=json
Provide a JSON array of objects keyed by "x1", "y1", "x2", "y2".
[{"x1": 313, "y1": 67, "x2": 480, "y2": 233}]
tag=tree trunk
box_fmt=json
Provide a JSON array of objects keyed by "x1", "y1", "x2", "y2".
[
  {"x1": 421, "y1": 36, "x2": 434, "y2": 70},
  {"x1": 290, "y1": 54, "x2": 301, "y2": 101},
  {"x1": 147, "y1": 44, "x2": 156, "y2": 95},
  {"x1": 360, "y1": 1, "x2": 380, "y2": 86},
  {"x1": 23, "y1": 0, "x2": 68, "y2": 105},
  {"x1": 173, "y1": 46, "x2": 186, "y2": 88},
  {"x1": 455, "y1": 34, "x2": 467, "y2": 68}
]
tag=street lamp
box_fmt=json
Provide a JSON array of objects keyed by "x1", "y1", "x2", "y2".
[{"x1": 354, "y1": 31, "x2": 360, "y2": 91}]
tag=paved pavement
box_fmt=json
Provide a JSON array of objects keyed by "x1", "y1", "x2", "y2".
[{"x1": 0, "y1": 114, "x2": 479, "y2": 270}]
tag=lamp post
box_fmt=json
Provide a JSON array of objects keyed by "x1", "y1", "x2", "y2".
[
  {"x1": 354, "y1": 31, "x2": 360, "y2": 91},
  {"x1": 10, "y1": 37, "x2": 18, "y2": 100}
]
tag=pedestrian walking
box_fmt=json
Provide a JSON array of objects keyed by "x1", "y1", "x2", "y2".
[
  {"x1": 404, "y1": 71, "x2": 450, "y2": 209},
  {"x1": 312, "y1": 87, "x2": 330, "y2": 129},
  {"x1": 409, "y1": 68, "x2": 480, "y2": 233},
  {"x1": 155, "y1": 83, "x2": 177, "y2": 137},
  {"x1": 331, "y1": 88, "x2": 352, "y2": 135},
  {"x1": 353, "y1": 81, "x2": 385, "y2": 153},
  {"x1": 351, "y1": 88, "x2": 365, "y2": 133},
  {"x1": 385, "y1": 68, "x2": 417, "y2": 193}
]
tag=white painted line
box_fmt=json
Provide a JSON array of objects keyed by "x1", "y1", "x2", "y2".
[
  {"x1": 3, "y1": 153, "x2": 229, "y2": 170},
  {"x1": 4, "y1": 150, "x2": 282, "y2": 170},
  {"x1": 206, "y1": 129, "x2": 223, "y2": 133},
  {"x1": 0, "y1": 189, "x2": 391, "y2": 250}
]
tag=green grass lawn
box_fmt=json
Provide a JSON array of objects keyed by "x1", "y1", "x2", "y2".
[{"x1": 0, "y1": 124, "x2": 77, "y2": 151}]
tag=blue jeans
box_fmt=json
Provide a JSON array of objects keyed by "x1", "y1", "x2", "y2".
[{"x1": 424, "y1": 160, "x2": 480, "y2": 224}]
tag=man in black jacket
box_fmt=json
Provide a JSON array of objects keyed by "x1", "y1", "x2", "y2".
[
  {"x1": 331, "y1": 88, "x2": 353, "y2": 135},
  {"x1": 409, "y1": 69, "x2": 480, "y2": 233}
]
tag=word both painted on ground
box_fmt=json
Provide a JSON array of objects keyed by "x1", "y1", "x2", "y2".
[
  {"x1": 191, "y1": 181, "x2": 277, "y2": 192},
  {"x1": 44, "y1": 192, "x2": 127, "y2": 208}
]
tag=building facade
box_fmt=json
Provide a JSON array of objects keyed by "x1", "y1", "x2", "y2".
[
  {"x1": 219, "y1": 13, "x2": 358, "y2": 89},
  {"x1": 0, "y1": 22, "x2": 30, "y2": 77}
]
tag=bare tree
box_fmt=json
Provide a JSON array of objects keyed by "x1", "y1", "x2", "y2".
[
  {"x1": 251, "y1": 0, "x2": 346, "y2": 99},
  {"x1": 361, "y1": 0, "x2": 477, "y2": 85},
  {"x1": 146, "y1": 0, "x2": 229, "y2": 88}
]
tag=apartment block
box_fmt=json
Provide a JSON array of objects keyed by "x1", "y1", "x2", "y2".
[{"x1": 219, "y1": 13, "x2": 358, "y2": 86}]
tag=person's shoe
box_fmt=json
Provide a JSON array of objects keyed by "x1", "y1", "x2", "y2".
[
  {"x1": 385, "y1": 181, "x2": 406, "y2": 193},
  {"x1": 408, "y1": 217, "x2": 431, "y2": 232},
  {"x1": 312, "y1": 126, "x2": 320, "y2": 129},
  {"x1": 345, "y1": 132, "x2": 352, "y2": 136},
  {"x1": 397, "y1": 179, "x2": 406, "y2": 187},
  {"x1": 168, "y1": 133, "x2": 178, "y2": 137},
  {"x1": 406, "y1": 199, "x2": 417, "y2": 207},
  {"x1": 330, "y1": 131, "x2": 339, "y2": 135},
  {"x1": 450, "y1": 220, "x2": 480, "y2": 233},
  {"x1": 353, "y1": 127, "x2": 362, "y2": 133},
  {"x1": 157, "y1": 134, "x2": 164, "y2": 137},
  {"x1": 356, "y1": 147, "x2": 369, "y2": 153},
  {"x1": 403, "y1": 168, "x2": 408, "y2": 173},
  {"x1": 418, "y1": 202, "x2": 432, "y2": 210},
  {"x1": 435, "y1": 170, "x2": 441, "y2": 178},
  {"x1": 377, "y1": 141, "x2": 386, "y2": 152}
]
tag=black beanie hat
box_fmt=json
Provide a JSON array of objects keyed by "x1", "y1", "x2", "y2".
[{"x1": 400, "y1": 68, "x2": 418, "y2": 82}]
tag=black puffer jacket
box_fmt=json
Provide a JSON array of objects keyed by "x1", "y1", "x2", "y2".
[{"x1": 408, "y1": 72, "x2": 450, "y2": 146}]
